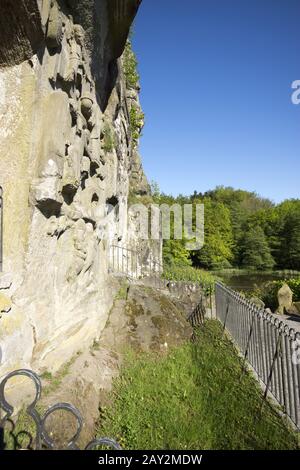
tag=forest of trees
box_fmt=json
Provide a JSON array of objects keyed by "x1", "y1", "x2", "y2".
[{"x1": 151, "y1": 185, "x2": 300, "y2": 271}]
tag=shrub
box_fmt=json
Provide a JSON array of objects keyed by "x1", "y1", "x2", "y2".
[
  {"x1": 130, "y1": 105, "x2": 144, "y2": 143},
  {"x1": 123, "y1": 41, "x2": 140, "y2": 89},
  {"x1": 163, "y1": 263, "x2": 216, "y2": 293},
  {"x1": 262, "y1": 278, "x2": 300, "y2": 311},
  {"x1": 127, "y1": 191, "x2": 153, "y2": 207}
]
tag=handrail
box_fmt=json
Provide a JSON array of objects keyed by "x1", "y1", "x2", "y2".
[
  {"x1": 108, "y1": 243, "x2": 163, "y2": 279},
  {"x1": 215, "y1": 281, "x2": 300, "y2": 430}
]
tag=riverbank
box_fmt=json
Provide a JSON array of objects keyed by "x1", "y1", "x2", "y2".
[{"x1": 213, "y1": 269, "x2": 300, "y2": 292}]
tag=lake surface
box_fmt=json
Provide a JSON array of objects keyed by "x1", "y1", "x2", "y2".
[{"x1": 215, "y1": 271, "x2": 300, "y2": 292}]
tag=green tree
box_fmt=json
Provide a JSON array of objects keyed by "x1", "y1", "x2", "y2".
[
  {"x1": 191, "y1": 198, "x2": 233, "y2": 269},
  {"x1": 240, "y1": 226, "x2": 275, "y2": 270},
  {"x1": 147, "y1": 186, "x2": 300, "y2": 272},
  {"x1": 150, "y1": 180, "x2": 161, "y2": 202},
  {"x1": 205, "y1": 186, "x2": 274, "y2": 267},
  {"x1": 279, "y1": 210, "x2": 300, "y2": 270},
  {"x1": 163, "y1": 240, "x2": 192, "y2": 267}
]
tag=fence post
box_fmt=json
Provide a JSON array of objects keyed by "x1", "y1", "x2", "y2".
[
  {"x1": 263, "y1": 331, "x2": 281, "y2": 401},
  {"x1": 242, "y1": 313, "x2": 255, "y2": 374},
  {"x1": 222, "y1": 301, "x2": 230, "y2": 334}
]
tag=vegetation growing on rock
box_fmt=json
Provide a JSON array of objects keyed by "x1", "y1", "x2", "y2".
[
  {"x1": 129, "y1": 104, "x2": 144, "y2": 143},
  {"x1": 123, "y1": 41, "x2": 144, "y2": 144},
  {"x1": 123, "y1": 40, "x2": 140, "y2": 89}
]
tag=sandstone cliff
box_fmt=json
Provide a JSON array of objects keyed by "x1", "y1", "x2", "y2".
[{"x1": 0, "y1": 0, "x2": 159, "y2": 376}]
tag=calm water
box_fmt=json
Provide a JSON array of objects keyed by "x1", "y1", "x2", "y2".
[{"x1": 216, "y1": 272, "x2": 300, "y2": 292}]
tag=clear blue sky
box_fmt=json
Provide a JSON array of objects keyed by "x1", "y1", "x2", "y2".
[{"x1": 132, "y1": 0, "x2": 300, "y2": 203}]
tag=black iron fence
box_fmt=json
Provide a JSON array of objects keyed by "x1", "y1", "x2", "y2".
[
  {"x1": 0, "y1": 369, "x2": 121, "y2": 450},
  {"x1": 1, "y1": 245, "x2": 213, "y2": 450},
  {"x1": 107, "y1": 244, "x2": 213, "y2": 304},
  {"x1": 215, "y1": 282, "x2": 300, "y2": 430}
]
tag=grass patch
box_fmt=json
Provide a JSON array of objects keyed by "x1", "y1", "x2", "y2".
[
  {"x1": 3, "y1": 354, "x2": 82, "y2": 449},
  {"x1": 3, "y1": 404, "x2": 45, "y2": 450},
  {"x1": 97, "y1": 320, "x2": 299, "y2": 450},
  {"x1": 115, "y1": 282, "x2": 129, "y2": 301},
  {"x1": 42, "y1": 353, "x2": 80, "y2": 396},
  {"x1": 163, "y1": 264, "x2": 216, "y2": 294}
]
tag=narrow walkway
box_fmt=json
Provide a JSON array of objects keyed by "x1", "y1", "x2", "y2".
[{"x1": 272, "y1": 312, "x2": 300, "y2": 332}]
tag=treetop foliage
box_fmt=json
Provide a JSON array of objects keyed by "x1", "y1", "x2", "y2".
[{"x1": 151, "y1": 183, "x2": 300, "y2": 271}]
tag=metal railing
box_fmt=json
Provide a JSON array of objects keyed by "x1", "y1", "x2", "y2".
[
  {"x1": 107, "y1": 244, "x2": 213, "y2": 304},
  {"x1": 0, "y1": 369, "x2": 121, "y2": 450},
  {"x1": 1, "y1": 246, "x2": 212, "y2": 450},
  {"x1": 215, "y1": 282, "x2": 300, "y2": 430},
  {"x1": 108, "y1": 244, "x2": 163, "y2": 280}
]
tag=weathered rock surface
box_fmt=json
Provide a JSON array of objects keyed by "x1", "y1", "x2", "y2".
[
  {"x1": 100, "y1": 284, "x2": 193, "y2": 353},
  {"x1": 276, "y1": 283, "x2": 298, "y2": 316},
  {"x1": 35, "y1": 282, "x2": 193, "y2": 448},
  {"x1": 0, "y1": 1, "x2": 159, "y2": 378},
  {"x1": 0, "y1": 293, "x2": 12, "y2": 315},
  {"x1": 0, "y1": 0, "x2": 44, "y2": 67},
  {"x1": 293, "y1": 302, "x2": 300, "y2": 315}
]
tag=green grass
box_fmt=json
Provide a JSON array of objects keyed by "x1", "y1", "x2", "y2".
[
  {"x1": 115, "y1": 282, "x2": 129, "y2": 301},
  {"x1": 3, "y1": 404, "x2": 45, "y2": 450},
  {"x1": 3, "y1": 353, "x2": 82, "y2": 449},
  {"x1": 97, "y1": 321, "x2": 299, "y2": 450},
  {"x1": 41, "y1": 352, "x2": 81, "y2": 396},
  {"x1": 163, "y1": 264, "x2": 216, "y2": 293}
]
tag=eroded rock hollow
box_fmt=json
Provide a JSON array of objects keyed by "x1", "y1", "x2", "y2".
[{"x1": 0, "y1": 0, "x2": 160, "y2": 375}]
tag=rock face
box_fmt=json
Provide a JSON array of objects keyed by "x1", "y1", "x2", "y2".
[
  {"x1": 0, "y1": 0, "x2": 159, "y2": 377},
  {"x1": 0, "y1": 0, "x2": 44, "y2": 67},
  {"x1": 35, "y1": 282, "x2": 192, "y2": 448},
  {"x1": 100, "y1": 284, "x2": 193, "y2": 354},
  {"x1": 276, "y1": 283, "x2": 298, "y2": 316},
  {"x1": 293, "y1": 302, "x2": 300, "y2": 316}
]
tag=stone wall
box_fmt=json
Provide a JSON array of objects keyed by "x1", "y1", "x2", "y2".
[{"x1": 0, "y1": 0, "x2": 159, "y2": 376}]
